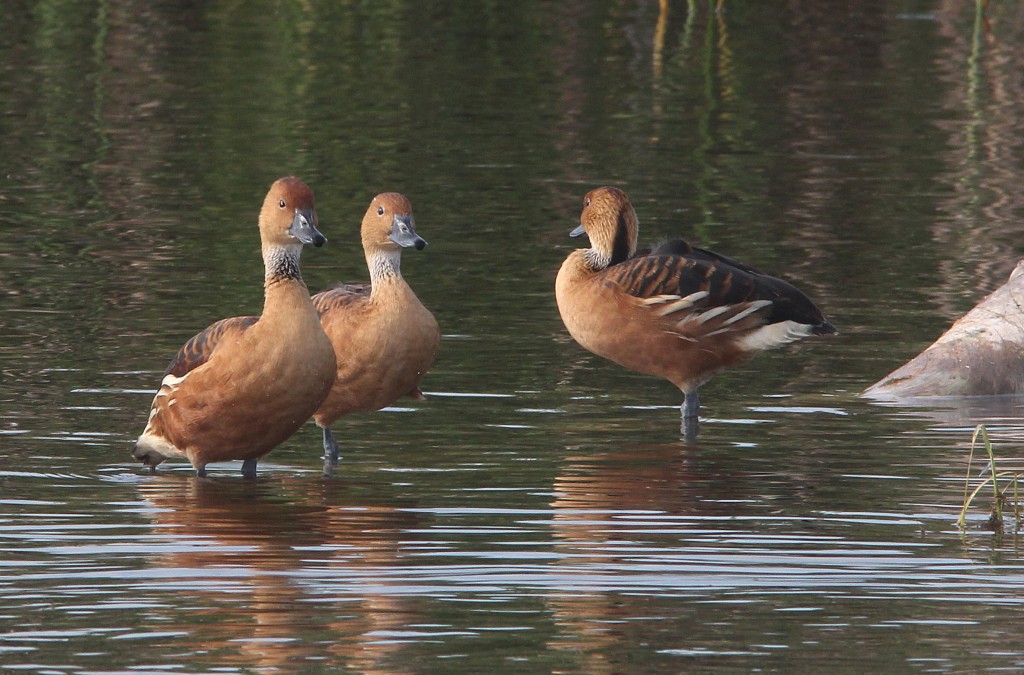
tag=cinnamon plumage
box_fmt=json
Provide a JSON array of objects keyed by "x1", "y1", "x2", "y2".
[
  {"x1": 555, "y1": 186, "x2": 835, "y2": 436},
  {"x1": 312, "y1": 192, "x2": 439, "y2": 466},
  {"x1": 133, "y1": 177, "x2": 336, "y2": 477}
]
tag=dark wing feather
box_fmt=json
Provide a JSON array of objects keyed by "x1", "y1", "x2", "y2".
[
  {"x1": 164, "y1": 316, "x2": 259, "y2": 377},
  {"x1": 754, "y1": 274, "x2": 836, "y2": 334},
  {"x1": 648, "y1": 239, "x2": 764, "y2": 275},
  {"x1": 605, "y1": 248, "x2": 834, "y2": 332},
  {"x1": 312, "y1": 283, "x2": 371, "y2": 315}
]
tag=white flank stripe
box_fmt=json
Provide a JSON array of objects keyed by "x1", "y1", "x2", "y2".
[
  {"x1": 641, "y1": 294, "x2": 681, "y2": 306},
  {"x1": 667, "y1": 330, "x2": 698, "y2": 342},
  {"x1": 696, "y1": 305, "x2": 731, "y2": 325},
  {"x1": 160, "y1": 372, "x2": 188, "y2": 389},
  {"x1": 654, "y1": 297, "x2": 698, "y2": 317},
  {"x1": 722, "y1": 300, "x2": 773, "y2": 326},
  {"x1": 682, "y1": 290, "x2": 710, "y2": 304}
]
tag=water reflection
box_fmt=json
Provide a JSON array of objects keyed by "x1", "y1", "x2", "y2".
[
  {"x1": 4, "y1": 0, "x2": 1024, "y2": 672},
  {"x1": 931, "y1": 0, "x2": 1024, "y2": 305},
  {"x1": 134, "y1": 476, "x2": 420, "y2": 672},
  {"x1": 867, "y1": 395, "x2": 1024, "y2": 479},
  {"x1": 541, "y1": 436, "x2": 1024, "y2": 670},
  {"x1": 546, "y1": 442, "x2": 745, "y2": 669}
]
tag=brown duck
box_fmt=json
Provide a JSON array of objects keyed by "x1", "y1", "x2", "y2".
[
  {"x1": 555, "y1": 186, "x2": 835, "y2": 437},
  {"x1": 133, "y1": 177, "x2": 336, "y2": 477}
]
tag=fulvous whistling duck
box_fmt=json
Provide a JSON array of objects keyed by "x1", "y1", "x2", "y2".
[
  {"x1": 133, "y1": 177, "x2": 337, "y2": 478},
  {"x1": 555, "y1": 186, "x2": 836, "y2": 437},
  {"x1": 311, "y1": 192, "x2": 439, "y2": 466}
]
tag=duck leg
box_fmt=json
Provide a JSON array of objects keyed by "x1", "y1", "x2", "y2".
[
  {"x1": 241, "y1": 459, "x2": 258, "y2": 479},
  {"x1": 196, "y1": 467, "x2": 207, "y2": 478},
  {"x1": 682, "y1": 390, "x2": 700, "y2": 419},
  {"x1": 322, "y1": 426, "x2": 340, "y2": 464},
  {"x1": 681, "y1": 391, "x2": 700, "y2": 442}
]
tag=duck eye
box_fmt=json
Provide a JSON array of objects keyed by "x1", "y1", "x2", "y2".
[
  {"x1": 278, "y1": 199, "x2": 286, "y2": 209},
  {"x1": 377, "y1": 206, "x2": 384, "y2": 216},
  {"x1": 585, "y1": 198, "x2": 591, "y2": 207}
]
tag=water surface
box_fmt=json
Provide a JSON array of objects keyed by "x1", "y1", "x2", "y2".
[{"x1": 3, "y1": 1, "x2": 1024, "y2": 672}]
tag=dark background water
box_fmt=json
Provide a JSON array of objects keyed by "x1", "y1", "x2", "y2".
[{"x1": 3, "y1": 1, "x2": 1024, "y2": 672}]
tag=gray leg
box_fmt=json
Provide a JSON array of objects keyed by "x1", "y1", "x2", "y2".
[
  {"x1": 241, "y1": 458, "x2": 258, "y2": 479},
  {"x1": 682, "y1": 391, "x2": 700, "y2": 419},
  {"x1": 196, "y1": 467, "x2": 207, "y2": 478},
  {"x1": 681, "y1": 391, "x2": 700, "y2": 442},
  {"x1": 322, "y1": 426, "x2": 340, "y2": 464},
  {"x1": 682, "y1": 415, "x2": 699, "y2": 443}
]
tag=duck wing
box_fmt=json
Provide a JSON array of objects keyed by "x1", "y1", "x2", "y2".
[
  {"x1": 648, "y1": 238, "x2": 764, "y2": 275},
  {"x1": 604, "y1": 246, "x2": 835, "y2": 345},
  {"x1": 312, "y1": 283, "x2": 372, "y2": 315},
  {"x1": 164, "y1": 316, "x2": 259, "y2": 378}
]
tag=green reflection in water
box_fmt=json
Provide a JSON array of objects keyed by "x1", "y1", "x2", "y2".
[{"x1": 3, "y1": 1, "x2": 1024, "y2": 672}]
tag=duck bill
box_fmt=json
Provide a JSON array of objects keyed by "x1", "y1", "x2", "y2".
[
  {"x1": 570, "y1": 224, "x2": 587, "y2": 238},
  {"x1": 289, "y1": 209, "x2": 327, "y2": 247},
  {"x1": 389, "y1": 215, "x2": 427, "y2": 250}
]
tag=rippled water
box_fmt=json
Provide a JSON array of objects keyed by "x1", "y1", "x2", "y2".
[{"x1": 4, "y1": 1, "x2": 1024, "y2": 672}]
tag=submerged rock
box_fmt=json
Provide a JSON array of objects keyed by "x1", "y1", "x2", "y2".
[{"x1": 863, "y1": 261, "x2": 1024, "y2": 399}]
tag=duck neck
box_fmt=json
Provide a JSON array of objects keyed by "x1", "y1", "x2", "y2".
[
  {"x1": 582, "y1": 248, "x2": 611, "y2": 272},
  {"x1": 264, "y1": 244, "x2": 304, "y2": 284},
  {"x1": 262, "y1": 244, "x2": 311, "y2": 315},
  {"x1": 366, "y1": 248, "x2": 404, "y2": 295}
]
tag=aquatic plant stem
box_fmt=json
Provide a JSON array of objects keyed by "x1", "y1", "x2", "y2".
[
  {"x1": 959, "y1": 424, "x2": 1003, "y2": 530},
  {"x1": 981, "y1": 425, "x2": 1003, "y2": 527}
]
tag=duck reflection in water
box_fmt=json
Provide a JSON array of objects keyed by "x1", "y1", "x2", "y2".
[
  {"x1": 134, "y1": 476, "x2": 421, "y2": 672},
  {"x1": 555, "y1": 187, "x2": 836, "y2": 440},
  {"x1": 545, "y1": 442, "x2": 757, "y2": 671}
]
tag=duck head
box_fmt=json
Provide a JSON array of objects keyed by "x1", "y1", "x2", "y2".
[
  {"x1": 573, "y1": 186, "x2": 638, "y2": 268},
  {"x1": 260, "y1": 176, "x2": 326, "y2": 249},
  {"x1": 363, "y1": 192, "x2": 427, "y2": 252}
]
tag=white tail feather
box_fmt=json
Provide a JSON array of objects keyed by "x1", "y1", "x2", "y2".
[{"x1": 735, "y1": 320, "x2": 814, "y2": 352}]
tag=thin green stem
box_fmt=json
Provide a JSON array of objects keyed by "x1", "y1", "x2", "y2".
[{"x1": 980, "y1": 425, "x2": 1003, "y2": 525}]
